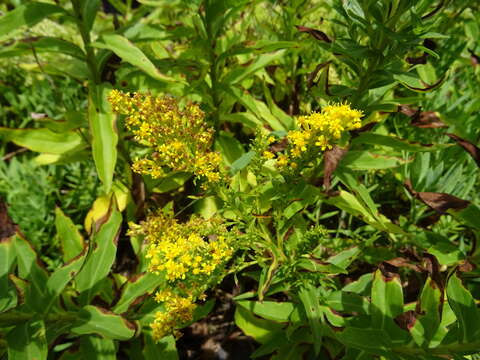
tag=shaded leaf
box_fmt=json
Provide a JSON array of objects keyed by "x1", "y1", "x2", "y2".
[
  {"x1": 71, "y1": 305, "x2": 136, "y2": 340},
  {"x1": 6, "y1": 319, "x2": 47, "y2": 360}
]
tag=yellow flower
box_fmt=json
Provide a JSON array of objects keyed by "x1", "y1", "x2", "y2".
[{"x1": 108, "y1": 90, "x2": 221, "y2": 184}]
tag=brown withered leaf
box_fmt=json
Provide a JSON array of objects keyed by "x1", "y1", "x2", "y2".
[
  {"x1": 406, "y1": 53, "x2": 428, "y2": 65},
  {"x1": 458, "y1": 260, "x2": 475, "y2": 273},
  {"x1": 395, "y1": 311, "x2": 417, "y2": 331},
  {"x1": 399, "y1": 105, "x2": 446, "y2": 128},
  {"x1": 307, "y1": 61, "x2": 332, "y2": 89},
  {"x1": 296, "y1": 25, "x2": 332, "y2": 43},
  {"x1": 446, "y1": 133, "x2": 480, "y2": 168},
  {"x1": 323, "y1": 146, "x2": 347, "y2": 190},
  {"x1": 0, "y1": 199, "x2": 16, "y2": 241},
  {"x1": 405, "y1": 180, "x2": 470, "y2": 214},
  {"x1": 385, "y1": 257, "x2": 422, "y2": 272},
  {"x1": 350, "y1": 122, "x2": 377, "y2": 138}
]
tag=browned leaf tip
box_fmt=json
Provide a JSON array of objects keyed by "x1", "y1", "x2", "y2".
[
  {"x1": 405, "y1": 180, "x2": 470, "y2": 214},
  {"x1": 446, "y1": 133, "x2": 480, "y2": 168},
  {"x1": 379, "y1": 262, "x2": 400, "y2": 281},
  {"x1": 350, "y1": 122, "x2": 377, "y2": 138},
  {"x1": 307, "y1": 61, "x2": 332, "y2": 89},
  {"x1": 458, "y1": 259, "x2": 476, "y2": 273},
  {"x1": 399, "y1": 105, "x2": 446, "y2": 128},
  {"x1": 406, "y1": 54, "x2": 428, "y2": 65},
  {"x1": 323, "y1": 146, "x2": 348, "y2": 190},
  {"x1": 0, "y1": 199, "x2": 16, "y2": 241},
  {"x1": 296, "y1": 25, "x2": 332, "y2": 43},
  {"x1": 394, "y1": 310, "x2": 417, "y2": 331}
]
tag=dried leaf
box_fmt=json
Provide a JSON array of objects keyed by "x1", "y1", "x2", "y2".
[
  {"x1": 323, "y1": 146, "x2": 347, "y2": 190},
  {"x1": 399, "y1": 106, "x2": 446, "y2": 128},
  {"x1": 296, "y1": 25, "x2": 332, "y2": 43},
  {"x1": 446, "y1": 133, "x2": 480, "y2": 168},
  {"x1": 0, "y1": 199, "x2": 16, "y2": 241},
  {"x1": 307, "y1": 61, "x2": 332, "y2": 89},
  {"x1": 394, "y1": 310, "x2": 417, "y2": 331},
  {"x1": 405, "y1": 180, "x2": 470, "y2": 214}
]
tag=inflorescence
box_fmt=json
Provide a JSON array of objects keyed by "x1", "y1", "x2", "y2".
[{"x1": 108, "y1": 90, "x2": 221, "y2": 183}]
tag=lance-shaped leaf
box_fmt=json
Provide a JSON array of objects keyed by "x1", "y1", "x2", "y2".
[
  {"x1": 88, "y1": 84, "x2": 118, "y2": 193},
  {"x1": 370, "y1": 267, "x2": 407, "y2": 343},
  {"x1": 234, "y1": 305, "x2": 283, "y2": 344},
  {"x1": 352, "y1": 133, "x2": 448, "y2": 152},
  {"x1": 236, "y1": 301, "x2": 295, "y2": 323},
  {"x1": 0, "y1": 200, "x2": 17, "y2": 312},
  {"x1": 55, "y1": 207, "x2": 84, "y2": 262},
  {"x1": 71, "y1": 305, "x2": 136, "y2": 340},
  {"x1": 0, "y1": 37, "x2": 85, "y2": 60},
  {"x1": 93, "y1": 34, "x2": 177, "y2": 83},
  {"x1": 446, "y1": 273, "x2": 480, "y2": 343},
  {"x1": 0, "y1": 2, "x2": 67, "y2": 41},
  {"x1": 80, "y1": 335, "x2": 116, "y2": 359},
  {"x1": 113, "y1": 272, "x2": 164, "y2": 314},
  {"x1": 6, "y1": 319, "x2": 48, "y2": 360},
  {"x1": 410, "y1": 277, "x2": 443, "y2": 346},
  {"x1": 0, "y1": 128, "x2": 84, "y2": 154},
  {"x1": 298, "y1": 284, "x2": 324, "y2": 355},
  {"x1": 75, "y1": 206, "x2": 122, "y2": 304},
  {"x1": 13, "y1": 235, "x2": 49, "y2": 313},
  {"x1": 45, "y1": 248, "x2": 87, "y2": 310}
]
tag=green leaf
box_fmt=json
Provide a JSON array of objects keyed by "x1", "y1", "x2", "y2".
[
  {"x1": 351, "y1": 133, "x2": 448, "y2": 152},
  {"x1": 71, "y1": 305, "x2": 136, "y2": 340},
  {"x1": 0, "y1": 2, "x2": 67, "y2": 41},
  {"x1": 75, "y1": 206, "x2": 122, "y2": 304},
  {"x1": 45, "y1": 248, "x2": 87, "y2": 310},
  {"x1": 7, "y1": 319, "x2": 48, "y2": 360},
  {"x1": 230, "y1": 151, "x2": 256, "y2": 175},
  {"x1": 446, "y1": 273, "x2": 480, "y2": 343},
  {"x1": 327, "y1": 246, "x2": 360, "y2": 269},
  {"x1": 298, "y1": 284, "x2": 323, "y2": 355},
  {"x1": 143, "y1": 332, "x2": 178, "y2": 360},
  {"x1": 337, "y1": 327, "x2": 391, "y2": 354},
  {"x1": 215, "y1": 131, "x2": 245, "y2": 166},
  {"x1": 0, "y1": 37, "x2": 85, "y2": 60},
  {"x1": 0, "y1": 237, "x2": 17, "y2": 312},
  {"x1": 236, "y1": 301, "x2": 295, "y2": 322},
  {"x1": 222, "y1": 50, "x2": 286, "y2": 85},
  {"x1": 88, "y1": 84, "x2": 118, "y2": 193},
  {"x1": 82, "y1": 0, "x2": 100, "y2": 33},
  {"x1": 0, "y1": 128, "x2": 84, "y2": 154},
  {"x1": 113, "y1": 273, "x2": 164, "y2": 314},
  {"x1": 93, "y1": 34, "x2": 178, "y2": 83},
  {"x1": 410, "y1": 277, "x2": 442, "y2": 346},
  {"x1": 326, "y1": 291, "x2": 369, "y2": 315},
  {"x1": 55, "y1": 207, "x2": 84, "y2": 263},
  {"x1": 13, "y1": 235, "x2": 49, "y2": 312},
  {"x1": 234, "y1": 305, "x2": 283, "y2": 344},
  {"x1": 370, "y1": 270, "x2": 406, "y2": 343},
  {"x1": 80, "y1": 336, "x2": 117, "y2": 359},
  {"x1": 340, "y1": 151, "x2": 407, "y2": 170}
]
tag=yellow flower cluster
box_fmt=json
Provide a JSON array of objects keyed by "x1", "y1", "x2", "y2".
[
  {"x1": 137, "y1": 214, "x2": 233, "y2": 281},
  {"x1": 263, "y1": 103, "x2": 362, "y2": 167},
  {"x1": 108, "y1": 90, "x2": 221, "y2": 183},
  {"x1": 151, "y1": 291, "x2": 196, "y2": 340},
  {"x1": 129, "y1": 213, "x2": 234, "y2": 340},
  {"x1": 290, "y1": 103, "x2": 362, "y2": 156}
]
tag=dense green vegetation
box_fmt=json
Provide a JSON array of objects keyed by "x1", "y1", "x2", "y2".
[{"x1": 1, "y1": 0, "x2": 480, "y2": 359}]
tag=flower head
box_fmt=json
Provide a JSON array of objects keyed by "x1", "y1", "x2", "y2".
[{"x1": 108, "y1": 90, "x2": 221, "y2": 184}]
